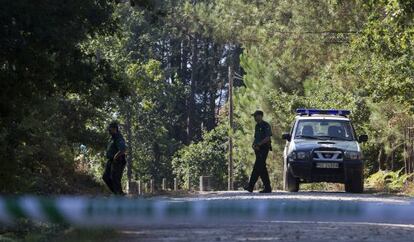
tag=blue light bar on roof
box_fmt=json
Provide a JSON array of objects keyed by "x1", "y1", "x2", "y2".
[{"x1": 296, "y1": 109, "x2": 351, "y2": 116}]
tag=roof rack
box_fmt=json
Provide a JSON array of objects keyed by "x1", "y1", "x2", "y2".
[{"x1": 296, "y1": 109, "x2": 351, "y2": 117}]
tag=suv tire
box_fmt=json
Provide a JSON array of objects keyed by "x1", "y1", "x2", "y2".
[
  {"x1": 284, "y1": 164, "x2": 299, "y2": 192},
  {"x1": 345, "y1": 170, "x2": 364, "y2": 193}
]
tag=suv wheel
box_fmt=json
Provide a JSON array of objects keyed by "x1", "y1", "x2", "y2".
[
  {"x1": 284, "y1": 164, "x2": 299, "y2": 192},
  {"x1": 345, "y1": 170, "x2": 364, "y2": 193}
]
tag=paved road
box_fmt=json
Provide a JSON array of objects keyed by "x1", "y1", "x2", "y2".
[{"x1": 117, "y1": 191, "x2": 414, "y2": 242}]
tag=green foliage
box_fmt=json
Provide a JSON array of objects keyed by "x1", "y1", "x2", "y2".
[
  {"x1": 0, "y1": 0, "x2": 121, "y2": 193},
  {"x1": 366, "y1": 169, "x2": 414, "y2": 192},
  {"x1": 172, "y1": 124, "x2": 237, "y2": 190},
  {"x1": 353, "y1": 0, "x2": 414, "y2": 105}
]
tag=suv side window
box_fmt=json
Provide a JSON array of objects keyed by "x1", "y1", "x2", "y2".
[{"x1": 289, "y1": 121, "x2": 295, "y2": 135}]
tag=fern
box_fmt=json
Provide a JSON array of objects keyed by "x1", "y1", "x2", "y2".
[{"x1": 367, "y1": 169, "x2": 414, "y2": 192}]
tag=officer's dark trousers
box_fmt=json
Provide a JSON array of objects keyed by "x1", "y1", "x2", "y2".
[
  {"x1": 102, "y1": 156, "x2": 126, "y2": 195},
  {"x1": 248, "y1": 148, "x2": 272, "y2": 191}
]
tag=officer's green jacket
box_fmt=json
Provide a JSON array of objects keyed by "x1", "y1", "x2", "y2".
[
  {"x1": 106, "y1": 133, "x2": 127, "y2": 160},
  {"x1": 253, "y1": 121, "x2": 272, "y2": 149}
]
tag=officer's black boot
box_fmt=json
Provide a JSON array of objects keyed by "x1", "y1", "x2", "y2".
[
  {"x1": 244, "y1": 185, "x2": 253, "y2": 193},
  {"x1": 259, "y1": 189, "x2": 272, "y2": 193}
]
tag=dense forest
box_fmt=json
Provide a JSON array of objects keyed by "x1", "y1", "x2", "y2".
[{"x1": 1, "y1": 0, "x2": 413, "y2": 194}]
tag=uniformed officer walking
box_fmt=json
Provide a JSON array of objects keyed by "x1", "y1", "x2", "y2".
[
  {"x1": 103, "y1": 121, "x2": 127, "y2": 195},
  {"x1": 245, "y1": 110, "x2": 272, "y2": 193}
]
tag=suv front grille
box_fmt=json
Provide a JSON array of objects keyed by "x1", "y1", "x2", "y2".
[{"x1": 312, "y1": 150, "x2": 343, "y2": 161}]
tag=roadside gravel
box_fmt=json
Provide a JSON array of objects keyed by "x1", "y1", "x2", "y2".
[{"x1": 117, "y1": 191, "x2": 414, "y2": 242}]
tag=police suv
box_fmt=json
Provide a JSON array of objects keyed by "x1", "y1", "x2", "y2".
[{"x1": 282, "y1": 109, "x2": 368, "y2": 193}]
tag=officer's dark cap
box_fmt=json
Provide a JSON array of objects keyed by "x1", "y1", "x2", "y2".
[
  {"x1": 108, "y1": 121, "x2": 119, "y2": 130},
  {"x1": 252, "y1": 110, "x2": 264, "y2": 117}
]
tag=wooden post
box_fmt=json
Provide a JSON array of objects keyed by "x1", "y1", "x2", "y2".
[
  {"x1": 228, "y1": 66, "x2": 234, "y2": 191},
  {"x1": 200, "y1": 176, "x2": 204, "y2": 192},
  {"x1": 127, "y1": 180, "x2": 138, "y2": 195},
  {"x1": 404, "y1": 127, "x2": 408, "y2": 174},
  {"x1": 200, "y1": 176, "x2": 212, "y2": 191},
  {"x1": 150, "y1": 179, "x2": 154, "y2": 193},
  {"x1": 409, "y1": 127, "x2": 414, "y2": 174},
  {"x1": 143, "y1": 182, "x2": 147, "y2": 193},
  {"x1": 138, "y1": 180, "x2": 141, "y2": 195},
  {"x1": 408, "y1": 128, "x2": 410, "y2": 174},
  {"x1": 126, "y1": 180, "x2": 131, "y2": 194},
  {"x1": 162, "y1": 178, "x2": 166, "y2": 190},
  {"x1": 408, "y1": 128, "x2": 413, "y2": 174},
  {"x1": 174, "y1": 178, "x2": 178, "y2": 191},
  {"x1": 408, "y1": 126, "x2": 414, "y2": 174}
]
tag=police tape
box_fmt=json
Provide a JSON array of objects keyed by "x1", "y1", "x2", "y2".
[{"x1": 1, "y1": 196, "x2": 414, "y2": 227}]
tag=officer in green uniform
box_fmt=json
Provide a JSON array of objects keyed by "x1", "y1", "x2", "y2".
[
  {"x1": 103, "y1": 121, "x2": 127, "y2": 195},
  {"x1": 245, "y1": 110, "x2": 272, "y2": 193}
]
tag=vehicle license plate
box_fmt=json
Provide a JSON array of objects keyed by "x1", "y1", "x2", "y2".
[{"x1": 316, "y1": 163, "x2": 339, "y2": 169}]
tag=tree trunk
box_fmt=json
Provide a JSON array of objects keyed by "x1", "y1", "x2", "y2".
[
  {"x1": 378, "y1": 147, "x2": 384, "y2": 171},
  {"x1": 177, "y1": 38, "x2": 189, "y2": 144},
  {"x1": 186, "y1": 36, "x2": 197, "y2": 144},
  {"x1": 207, "y1": 90, "x2": 216, "y2": 130},
  {"x1": 125, "y1": 101, "x2": 133, "y2": 185},
  {"x1": 153, "y1": 142, "x2": 161, "y2": 185}
]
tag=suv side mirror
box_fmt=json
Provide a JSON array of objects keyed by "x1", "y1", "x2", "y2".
[
  {"x1": 358, "y1": 134, "x2": 368, "y2": 143},
  {"x1": 282, "y1": 133, "x2": 291, "y2": 141}
]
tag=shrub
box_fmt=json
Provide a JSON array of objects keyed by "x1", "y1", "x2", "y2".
[
  {"x1": 172, "y1": 124, "x2": 229, "y2": 190},
  {"x1": 366, "y1": 169, "x2": 414, "y2": 192}
]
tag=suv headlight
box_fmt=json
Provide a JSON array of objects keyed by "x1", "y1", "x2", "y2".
[
  {"x1": 344, "y1": 151, "x2": 362, "y2": 160},
  {"x1": 288, "y1": 151, "x2": 308, "y2": 160},
  {"x1": 288, "y1": 152, "x2": 297, "y2": 160},
  {"x1": 297, "y1": 151, "x2": 307, "y2": 160}
]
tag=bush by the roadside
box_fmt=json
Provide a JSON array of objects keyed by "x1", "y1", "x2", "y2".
[
  {"x1": 172, "y1": 123, "x2": 248, "y2": 190},
  {"x1": 366, "y1": 169, "x2": 414, "y2": 194}
]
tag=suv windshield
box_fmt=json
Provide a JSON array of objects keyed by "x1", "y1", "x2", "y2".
[{"x1": 294, "y1": 119, "x2": 356, "y2": 141}]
